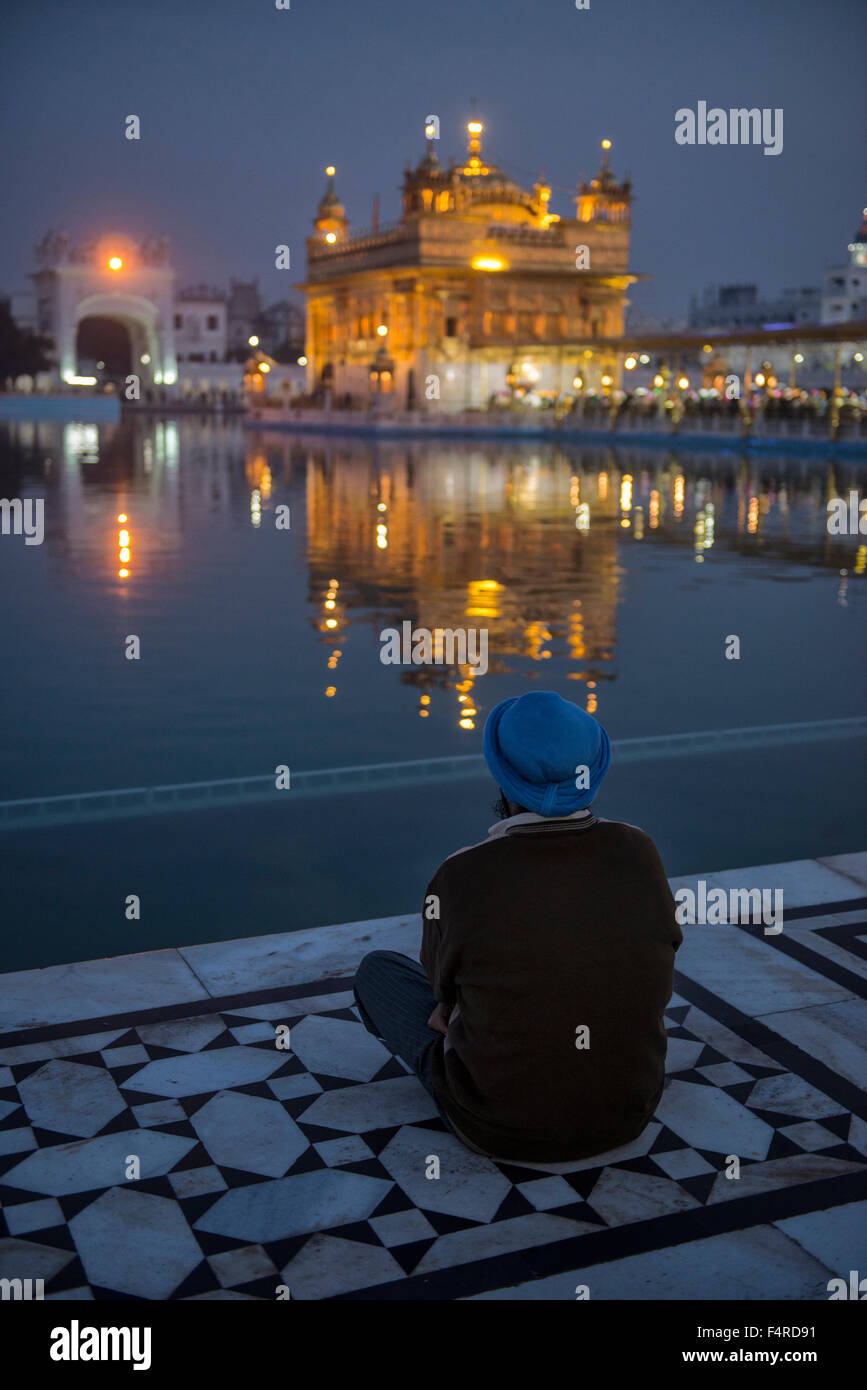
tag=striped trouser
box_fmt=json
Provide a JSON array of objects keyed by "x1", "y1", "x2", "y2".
[
  {"x1": 353, "y1": 951, "x2": 494, "y2": 1156},
  {"x1": 353, "y1": 950, "x2": 443, "y2": 1103}
]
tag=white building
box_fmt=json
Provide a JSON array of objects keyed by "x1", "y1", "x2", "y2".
[
  {"x1": 31, "y1": 229, "x2": 178, "y2": 387},
  {"x1": 821, "y1": 209, "x2": 867, "y2": 324},
  {"x1": 174, "y1": 285, "x2": 227, "y2": 363}
]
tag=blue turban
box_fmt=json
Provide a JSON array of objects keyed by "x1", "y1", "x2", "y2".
[{"x1": 483, "y1": 691, "x2": 611, "y2": 816}]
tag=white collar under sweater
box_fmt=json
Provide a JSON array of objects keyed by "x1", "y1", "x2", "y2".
[{"x1": 485, "y1": 808, "x2": 595, "y2": 839}]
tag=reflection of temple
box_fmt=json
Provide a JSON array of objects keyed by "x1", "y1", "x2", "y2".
[
  {"x1": 302, "y1": 441, "x2": 624, "y2": 727},
  {"x1": 298, "y1": 117, "x2": 637, "y2": 411}
]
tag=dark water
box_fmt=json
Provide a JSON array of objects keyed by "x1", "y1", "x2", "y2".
[{"x1": 1, "y1": 417, "x2": 864, "y2": 970}]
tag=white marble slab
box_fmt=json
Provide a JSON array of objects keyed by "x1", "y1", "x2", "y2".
[
  {"x1": 369, "y1": 1208, "x2": 437, "y2": 1247},
  {"x1": 516, "y1": 1176, "x2": 581, "y2": 1211},
  {"x1": 288, "y1": 1014, "x2": 391, "y2": 1081},
  {"x1": 377, "y1": 1123, "x2": 512, "y2": 1221},
  {"x1": 297, "y1": 1075, "x2": 439, "y2": 1133},
  {"x1": 0, "y1": 952, "x2": 210, "y2": 1034},
  {"x1": 414, "y1": 1213, "x2": 592, "y2": 1275},
  {"x1": 756, "y1": 998, "x2": 867, "y2": 1089},
  {"x1": 707, "y1": 1155, "x2": 862, "y2": 1203},
  {"x1": 701, "y1": 859, "x2": 864, "y2": 908},
  {"x1": 745, "y1": 1072, "x2": 847, "y2": 1119},
  {"x1": 18, "y1": 1060, "x2": 127, "y2": 1139},
  {"x1": 464, "y1": 1225, "x2": 836, "y2": 1300},
  {"x1": 190, "y1": 1090, "x2": 308, "y2": 1176},
  {"x1": 651, "y1": 1147, "x2": 716, "y2": 1179},
  {"x1": 280, "y1": 1232, "x2": 405, "y2": 1299},
  {"x1": 817, "y1": 852, "x2": 867, "y2": 889},
  {"x1": 681, "y1": 1007, "x2": 785, "y2": 1069},
  {"x1": 0, "y1": 1236, "x2": 75, "y2": 1284},
  {"x1": 3, "y1": 1128, "x2": 197, "y2": 1196},
  {"x1": 677, "y1": 925, "x2": 854, "y2": 1018},
  {"x1": 70, "y1": 1187, "x2": 205, "y2": 1300},
  {"x1": 194, "y1": 1168, "x2": 393, "y2": 1243},
  {"x1": 588, "y1": 1167, "x2": 701, "y2": 1223},
  {"x1": 782, "y1": 929, "x2": 867, "y2": 983},
  {"x1": 775, "y1": 1200, "x2": 867, "y2": 1280},
  {"x1": 655, "y1": 1080, "x2": 775, "y2": 1158},
  {"x1": 0, "y1": 1031, "x2": 129, "y2": 1066},
  {"x1": 2, "y1": 1197, "x2": 65, "y2": 1235},
  {"x1": 178, "y1": 914, "x2": 422, "y2": 996},
  {"x1": 208, "y1": 1244, "x2": 277, "y2": 1290}
]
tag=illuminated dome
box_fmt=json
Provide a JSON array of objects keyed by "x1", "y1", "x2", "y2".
[{"x1": 403, "y1": 118, "x2": 547, "y2": 224}]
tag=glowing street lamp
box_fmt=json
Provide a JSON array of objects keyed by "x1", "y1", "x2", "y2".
[
  {"x1": 677, "y1": 376, "x2": 690, "y2": 390},
  {"x1": 624, "y1": 356, "x2": 637, "y2": 370},
  {"x1": 376, "y1": 324, "x2": 388, "y2": 337},
  {"x1": 248, "y1": 335, "x2": 259, "y2": 347},
  {"x1": 297, "y1": 355, "x2": 308, "y2": 366},
  {"x1": 108, "y1": 256, "x2": 123, "y2": 271}
]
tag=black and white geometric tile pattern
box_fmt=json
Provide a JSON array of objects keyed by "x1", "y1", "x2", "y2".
[{"x1": 1, "y1": 898, "x2": 865, "y2": 1300}]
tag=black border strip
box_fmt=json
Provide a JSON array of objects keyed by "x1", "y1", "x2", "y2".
[
  {"x1": 2, "y1": 895, "x2": 864, "y2": 1049},
  {"x1": 334, "y1": 1170, "x2": 867, "y2": 1300},
  {"x1": 0, "y1": 975, "x2": 358, "y2": 1050}
]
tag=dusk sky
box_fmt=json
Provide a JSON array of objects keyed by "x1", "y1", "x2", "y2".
[{"x1": 2, "y1": 0, "x2": 865, "y2": 320}]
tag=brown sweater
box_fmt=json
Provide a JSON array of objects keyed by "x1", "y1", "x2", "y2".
[{"x1": 420, "y1": 813, "x2": 682, "y2": 1162}]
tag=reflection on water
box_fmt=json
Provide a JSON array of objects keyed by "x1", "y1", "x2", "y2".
[
  {"x1": 2, "y1": 416, "x2": 865, "y2": 969},
  {"x1": 0, "y1": 416, "x2": 864, "y2": 795}
]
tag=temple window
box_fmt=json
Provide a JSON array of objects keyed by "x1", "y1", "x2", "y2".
[{"x1": 422, "y1": 189, "x2": 433, "y2": 212}]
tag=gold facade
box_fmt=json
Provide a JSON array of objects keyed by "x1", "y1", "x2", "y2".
[{"x1": 298, "y1": 120, "x2": 637, "y2": 410}]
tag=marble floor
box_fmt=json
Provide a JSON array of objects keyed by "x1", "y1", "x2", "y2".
[{"x1": 0, "y1": 853, "x2": 865, "y2": 1300}]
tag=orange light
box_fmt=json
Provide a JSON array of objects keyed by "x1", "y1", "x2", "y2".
[
  {"x1": 118, "y1": 568, "x2": 129, "y2": 578},
  {"x1": 119, "y1": 547, "x2": 130, "y2": 562},
  {"x1": 108, "y1": 256, "x2": 123, "y2": 271},
  {"x1": 117, "y1": 512, "x2": 127, "y2": 523},
  {"x1": 118, "y1": 529, "x2": 130, "y2": 547}
]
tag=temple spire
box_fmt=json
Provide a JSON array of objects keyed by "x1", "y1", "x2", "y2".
[{"x1": 467, "y1": 119, "x2": 484, "y2": 157}]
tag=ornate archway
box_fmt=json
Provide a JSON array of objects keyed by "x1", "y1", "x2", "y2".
[{"x1": 31, "y1": 231, "x2": 177, "y2": 387}]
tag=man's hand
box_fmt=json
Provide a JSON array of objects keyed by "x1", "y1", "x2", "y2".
[{"x1": 427, "y1": 1002, "x2": 451, "y2": 1034}]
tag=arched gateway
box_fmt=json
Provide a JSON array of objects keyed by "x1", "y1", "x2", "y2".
[{"x1": 31, "y1": 230, "x2": 178, "y2": 388}]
